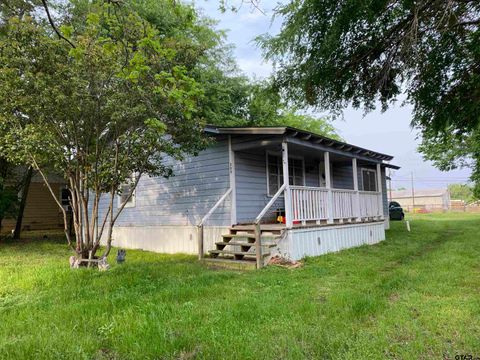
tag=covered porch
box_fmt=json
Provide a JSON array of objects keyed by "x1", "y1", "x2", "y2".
[
  {"x1": 200, "y1": 125, "x2": 398, "y2": 268},
  {"x1": 230, "y1": 135, "x2": 387, "y2": 229}
]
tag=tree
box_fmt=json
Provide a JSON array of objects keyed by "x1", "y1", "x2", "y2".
[
  {"x1": 0, "y1": 159, "x2": 18, "y2": 235},
  {"x1": 419, "y1": 128, "x2": 480, "y2": 199},
  {"x1": 447, "y1": 183, "x2": 478, "y2": 203},
  {"x1": 0, "y1": 1, "x2": 208, "y2": 260},
  {"x1": 0, "y1": 0, "x2": 341, "y2": 257},
  {"x1": 260, "y1": 0, "x2": 480, "y2": 181},
  {"x1": 205, "y1": 77, "x2": 343, "y2": 139}
]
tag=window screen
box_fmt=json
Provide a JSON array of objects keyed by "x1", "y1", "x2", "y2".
[{"x1": 362, "y1": 169, "x2": 377, "y2": 191}]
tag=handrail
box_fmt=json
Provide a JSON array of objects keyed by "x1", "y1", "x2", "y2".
[
  {"x1": 197, "y1": 187, "x2": 232, "y2": 260},
  {"x1": 253, "y1": 183, "x2": 286, "y2": 269},
  {"x1": 254, "y1": 183, "x2": 286, "y2": 224},
  {"x1": 198, "y1": 188, "x2": 232, "y2": 227},
  {"x1": 331, "y1": 188, "x2": 357, "y2": 193},
  {"x1": 290, "y1": 185, "x2": 328, "y2": 191}
]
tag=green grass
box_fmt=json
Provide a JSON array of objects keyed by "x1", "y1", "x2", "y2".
[{"x1": 1, "y1": 213, "x2": 480, "y2": 359}]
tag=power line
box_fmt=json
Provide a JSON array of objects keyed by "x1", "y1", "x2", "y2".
[{"x1": 392, "y1": 177, "x2": 472, "y2": 181}]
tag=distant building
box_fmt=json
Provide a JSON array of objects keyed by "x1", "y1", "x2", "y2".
[
  {"x1": 1, "y1": 170, "x2": 67, "y2": 233},
  {"x1": 390, "y1": 189, "x2": 450, "y2": 212}
]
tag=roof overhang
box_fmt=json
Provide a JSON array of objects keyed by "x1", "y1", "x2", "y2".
[
  {"x1": 205, "y1": 125, "x2": 400, "y2": 166},
  {"x1": 383, "y1": 163, "x2": 401, "y2": 170}
]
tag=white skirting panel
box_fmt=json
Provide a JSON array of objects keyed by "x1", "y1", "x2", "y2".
[
  {"x1": 107, "y1": 225, "x2": 229, "y2": 255},
  {"x1": 384, "y1": 218, "x2": 390, "y2": 230},
  {"x1": 276, "y1": 222, "x2": 386, "y2": 261}
]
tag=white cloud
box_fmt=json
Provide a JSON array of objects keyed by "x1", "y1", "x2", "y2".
[{"x1": 237, "y1": 57, "x2": 273, "y2": 79}]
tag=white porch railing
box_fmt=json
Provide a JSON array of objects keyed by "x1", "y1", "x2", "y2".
[
  {"x1": 290, "y1": 186, "x2": 329, "y2": 222},
  {"x1": 359, "y1": 191, "x2": 383, "y2": 218},
  {"x1": 289, "y1": 186, "x2": 383, "y2": 223},
  {"x1": 332, "y1": 189, "x2": 357, "y2": 219}
]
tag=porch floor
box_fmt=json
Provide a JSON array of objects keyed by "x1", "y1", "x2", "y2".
[{"x1": 234, "y1": 218, "x2": 385, "y2": 230}]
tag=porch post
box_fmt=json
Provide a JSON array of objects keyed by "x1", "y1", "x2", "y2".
[
  {"x1": 352, "y1": 158, "x2": 361, "y2": 222},
  {"x1": 324, "y1": 151, "x2": 334, "y2": 224},
  {"x1": 376, "y1": 163, "x2": 384, "y2": 220},
  {"x1": 228, "y1": 136, "x2": 237, "y2": 225},
  {"x1": 282, "y1": 141, "x2": 293, "y2": 228}
]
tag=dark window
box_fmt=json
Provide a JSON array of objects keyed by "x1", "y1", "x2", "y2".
[
  {"x1": 61, "y1": 188, "x2": 71, "y2": 207},
  {"x1": 362, "y1": 169, "x2": 377, "y2": 191},
  {"x1": 267, "y1": 154, "x2": 304, "y2": 196}
]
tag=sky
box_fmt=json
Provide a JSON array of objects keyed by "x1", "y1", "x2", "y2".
[{"x1": 197, "y1": 0, "x2": 472, "y2": 190}]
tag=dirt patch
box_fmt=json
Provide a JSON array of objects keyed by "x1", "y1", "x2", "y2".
[
  {"x1": 388, "y1": 293, "x2": 400, "y2": 303},
  {"x1": 268, "y1": 256, "x2": 303, "y2": 269}
]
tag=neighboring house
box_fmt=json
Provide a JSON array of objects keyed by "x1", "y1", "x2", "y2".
[
  {"x1": 98, "y1": 125, "x2": 399, "y2": 267},
  {"x1": 1, "y1": 171, "x2": 67, "y2": 233},
  {"x1": 390, "y1": 188, "x2": 451, "y2": 212}
]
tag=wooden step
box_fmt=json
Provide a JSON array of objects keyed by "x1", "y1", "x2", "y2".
[
  {"x1": 221, "y1": 235, "x2": 280, "y2": 243},
  {"x1": 230, "y1": 224, "x2": 285, "y2": 231},
  {"x1": 201, "y1": 258, "x2": 256, "y2": 270},
  {"x1": 209, "y1": 250, "x2": 271, "y2": 257},
  {"x1": 215, "y1": 241, "x2": 277, "y2": 248},
  {"x1": 222, "y1": 233, "x2": 256, "y2": 239}
]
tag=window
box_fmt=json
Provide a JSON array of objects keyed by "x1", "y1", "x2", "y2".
[
  {"x1": 267, "y1": 153, "x2": 305, "y2": 196},
  {"x1": 118, "y1": 175, "x2": 137, "y2": 208},
  {"x1": 362, "y1": 168, "x2": 377, "y2": 191},
  {"x1": 60, "y1": 187, "x2": 71, "y2": 210}
]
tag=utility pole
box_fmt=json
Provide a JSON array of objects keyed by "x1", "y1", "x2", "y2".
[
  {"x1": 411, "y1": 172, "x2": 415, "y2": 213},
  {"x1": 388, "y1": 169, "x2": 393, "y2": 202}
]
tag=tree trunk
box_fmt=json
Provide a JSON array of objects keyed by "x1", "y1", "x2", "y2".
[
  {"x1": 13, "y1": 167, "x2": 33, "y2": 239},
  {"x1": 0, "y1": 157, "x2": 7, "y2": 237}
]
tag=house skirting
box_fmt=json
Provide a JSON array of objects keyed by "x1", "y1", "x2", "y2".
[
  {"x1": 275, "y1": 221, "x2": 386, "y2": 261},
  {"x1": 108, "y1": 225, "x2": 230, "y2": 255}
]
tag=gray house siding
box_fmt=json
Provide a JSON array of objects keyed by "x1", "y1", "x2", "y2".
[
  {"x1": 235, "y1": 149, "x2": 326, "y2": 224},
  {"x1": 97, "y1": 135, "x2": 390, "y2": 229},
  {"x1": 235, "y1": 149, "x2": 284, "y2": 224},
  {"x1": 97, "y1": 138, "x2": 231, "y2": 228},
  {"x1": 305, "y1": 158, "x2": 321, "y2": 187}
]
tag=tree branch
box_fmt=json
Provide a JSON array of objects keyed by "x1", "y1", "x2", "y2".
[{"x1": 41, "y1": 0, "x2": 76, "y2": 48}]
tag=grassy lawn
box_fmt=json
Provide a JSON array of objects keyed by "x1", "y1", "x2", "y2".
[{"x1": 1, "y1": 213, "x2": 479, "y2": 359}]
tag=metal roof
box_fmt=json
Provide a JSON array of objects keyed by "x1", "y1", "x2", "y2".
[{"x1": 205, "y1": 125, "x2": 399, "y2": 167}]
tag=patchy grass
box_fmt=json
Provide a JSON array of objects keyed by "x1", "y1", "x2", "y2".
[{"x1": 1, "y1": 213, "x2": 479, "y2": 359}]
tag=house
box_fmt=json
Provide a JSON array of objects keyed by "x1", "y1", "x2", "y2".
[
  {"x1": 1, "y1": 171, "x2": 68, "y2": 233},
  {"x1": 99, "y1": 126, "x2": 400, "y2": 268},
  {"x1": 390, "y1": 188, "x2": 450, "y2": 212}
]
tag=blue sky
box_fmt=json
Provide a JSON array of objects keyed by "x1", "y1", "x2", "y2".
[{"x1": 197, "y1": 0, "x2": 472, "y2": 190}]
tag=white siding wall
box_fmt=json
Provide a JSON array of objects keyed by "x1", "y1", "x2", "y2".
[
  {"x1": 108, "y1": 225, "x2": 229, "y2": 254},
  {"x1": 275, "y1": 222, "x2": 386, "y2": 261}
]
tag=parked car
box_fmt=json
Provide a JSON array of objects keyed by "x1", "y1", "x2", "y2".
[{"x1": 389, "y1": 201, "x2": 405, "y2": 220}]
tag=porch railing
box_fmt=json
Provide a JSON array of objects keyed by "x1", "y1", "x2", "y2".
[
  {"x1": 289, "y1": 186, "x2": 383, "y2": 223},
  {"x1": 359, "y1": 191, "x2": 383, "y2": 218},
  {"x1": 290, "y1": 186, "x2": 329, "y2": 222},
  {"x1": 332, "y1": 189, "x2": 357, "y2": 219}
]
